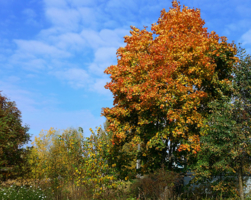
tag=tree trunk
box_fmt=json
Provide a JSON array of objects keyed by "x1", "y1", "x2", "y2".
[
  {"x1": 136, "y1": 143, "x2": 141, "y2": 178},
  {"x1": 168, "y1": 141, "x2": 173, "y2": 170},
  {"x1": 238, "y1": 165, "x2": 244, "y2": 200}
]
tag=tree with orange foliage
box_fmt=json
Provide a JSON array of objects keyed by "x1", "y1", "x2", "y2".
[{"x1": 101, "y1": 1, "x2": 238, "y2": 177}]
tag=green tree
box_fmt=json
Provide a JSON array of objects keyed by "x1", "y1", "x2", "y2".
[
  {"x1": 0, "y1": 91, "x2": 31, "y2": 181},
  {"x1": 84, "y1": 119, "x2": 138, "y2": 180},
  {"x1": 101, "y1": 1, "x2": 237, "y2": 177},
  {"x1": 100, "y1": 119, "x2": 138, "y2": 179},
  {"x1": 188, "y1": 45, "x2": 251, "y2": 199}
]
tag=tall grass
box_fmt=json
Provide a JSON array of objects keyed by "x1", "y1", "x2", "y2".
[{"x1": 1, "y1": 171, "x2": 251, "y2": 200}]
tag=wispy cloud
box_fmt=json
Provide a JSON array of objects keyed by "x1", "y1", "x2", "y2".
[
  {"x1": 52, "y1": 68, "x2": 90, "y2": 89},
  {"x1": 88, "y1": 47, "x2": 117, "y2": 75},
  {"x1": 22, "y1": 8, "x2": 39, "y2": 26},
  {"x1": 0, "y1": 80, "x2": 41, "y2": 113},
  {"x1": 91, "y1": 78, "x2": 113, "y2": 96},
  {"x1": 14, "y1": 40, "x2": 72, "y2": 58},
  {"x1": 54, "y1": 32, "x2": 86, "y2": 51},
  {"x1": 240, "y1": 29, "x2": 251, "y2": 46},
  {"x1": 45, "y1": 8, "x2": 81, "y2": 31}
]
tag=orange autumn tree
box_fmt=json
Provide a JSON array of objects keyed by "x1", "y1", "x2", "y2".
[{"x1": 102, "y1": 1, "x2": 238, "y2": 176}]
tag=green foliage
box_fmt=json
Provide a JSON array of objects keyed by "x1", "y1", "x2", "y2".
[
  {"x1": 0, "y1": 91, "x2": 31, "y2": 181},
  {"x1": 188, "y1": 44, "x2": 251, "y2": 198},
  {"x1": 233, "y1": 44, "x2": 251, "y2": 107}
]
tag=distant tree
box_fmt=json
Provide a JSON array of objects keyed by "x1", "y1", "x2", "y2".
[{"x1": 0, "y1": 91, "x2": 31, "y2": 181}]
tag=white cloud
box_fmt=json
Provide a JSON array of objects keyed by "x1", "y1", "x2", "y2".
[
  {"x1": 95, "y1": 47, "x2": 116, "y2": 62},
  {"x1": 240, "y1": 29, "x2": 251, "y2": 46},
  {"x1": 45, "y1": 8, "x2": 81, "y2": 31},
  {"x1": 80, "y1": 28, "x2": 129, "y2": 77},
  {"x1": 8, "y1": 50, "x2": 46, "y2": 71},
  {"x1": 43, "y1": 0, "x2": 98, "y2": 31},
  {"x1": 56, "y1": 33, "x2": 86, "y2": 51},
  {"x1": 91, "y1": 78, "x2": 113, "y2": 95},
  {"x1": 14, "y1": 40, "x2": 71, "y2": 58},
  {"x1": 1, "y1": 0, "x2": 150, "y2": 96},
  {"x1": 88, "y1": 47, "x2": 117, "y2": 75},
  {"x1": 38, "y1": 27, "x2": 65, "y2": 39},
  {"x1": 99, "y1": 29, "x2": 125, "y2": 47},
  {"x1": 8, "y1": 39, "x2": 73, "y2": 72},
  {"x1": 18, "y1": 59, "x2": 46, "y2": 71},
  {"x1": 53, "y1": 68, "x2": 90, "y2": 88},
  {"x1": 80, "y1": 28, "x2": 128, "y2": 50},
  {"x1": 80, "y1": 29, "x2": 106, "y2": 49},
  {"x1": 0, "y1": 81, "x2": 40, "y2": 113},
  {"x1": 78, "y1": 7, "x2": 96, "y2": 25}
]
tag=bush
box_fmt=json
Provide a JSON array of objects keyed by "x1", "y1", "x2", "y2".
[{"x1": 129, "y1": 165, "x2": 183, "y2": 200}]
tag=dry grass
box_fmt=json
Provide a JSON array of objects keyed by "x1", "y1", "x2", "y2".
[
  {"x1": 1, "y1": 174, "x2": 250, "y2": 200},
  {"x1": 0, "y1": 177, "x2": 133, "y2": 200}
]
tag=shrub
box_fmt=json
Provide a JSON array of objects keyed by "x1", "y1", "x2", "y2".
[{"x1": 129, "y1": 165, "x2": 183, "y2": 200}]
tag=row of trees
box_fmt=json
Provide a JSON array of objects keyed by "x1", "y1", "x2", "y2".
[{"x1": 1, "y1": 1, "x2": 251, "y2": 199}]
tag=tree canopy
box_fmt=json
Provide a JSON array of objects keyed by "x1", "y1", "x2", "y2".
[
  {"x1": 101, "y1": 1, "x2": 238, "y2": 176},
  {"x1": 0, "y1": 91, "x2": 31, "y2": 180}
]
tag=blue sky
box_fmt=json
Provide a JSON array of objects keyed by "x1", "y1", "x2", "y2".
[{"x1": 0, "y1": 0, "x2": 251, "y2": 149}]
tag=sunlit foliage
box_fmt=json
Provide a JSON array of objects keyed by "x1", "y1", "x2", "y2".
[{"x1": 102, "y1": 0, "x2": 238, "y2": 175}]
